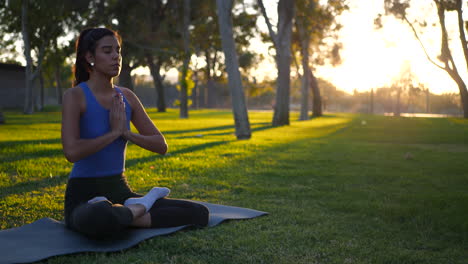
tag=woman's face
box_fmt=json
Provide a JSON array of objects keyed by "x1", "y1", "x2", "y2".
[{"x1": 90, "y1": 35, "x2": 122, "y2": 78}]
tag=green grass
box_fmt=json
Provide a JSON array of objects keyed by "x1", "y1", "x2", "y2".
[{"x1": 1, "y1": 109, "x2": 468, "y2": 263}]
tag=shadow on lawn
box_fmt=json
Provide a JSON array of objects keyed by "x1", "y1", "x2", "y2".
[
  {"x1": 0, "y1": 174, "x2": 67, "y2": 200},
  {"x1": 0, "y1": 138, "x2": 63, "y2": 163},
  {"x1": 163, "y1": 122, "x2": 272, "y2": 136},
  {"x1": 169, "y1": 122, "x2": 274, "y2": 138},
  {"x1": 1, "y1": 148, "x2": 63, "y2": 163},
  {"x1": 2, "y1": 113, "x2": 61, "y2": 125},
  {"x1": 0, "y1": 138, "x2": 61, "y2": 146},
  {"x1": 126, "y1": 140, "x2": 232, "y2": 168}
]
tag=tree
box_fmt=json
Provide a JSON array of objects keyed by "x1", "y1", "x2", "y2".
[
  {"x1": 41, "y1": 36, "x2": 74, "y2": 105},
  {"x1": 190, "y1": 1, "x2": 222, "y2": 108},
  {"x1": 216, "y1": 0, "x2": 251, "y2": 139},
  {"x1": 294, "y1": 2, "x2": 312, "y2": 120},
  {"x1": 258, "y1": 0, "x2": 294, "y2": 126},
  {"x1": 126, "y1": 0, "x2": 179, "y2": 112},
  {"x1": 111, "y1": 1, "x2": 146, "y2": 92},
  {"x1": 191, "y1": 1, "x2": 258, "y2": 109},
  {"x1": 21, "y1": 0, "x2": 44, "y2": 114},
  {"x1": 387, "y1": 62, "x2": 423, "y2": 116},
  {"x1": 0, "y1": 0, "x2": 87, "y2": 113},
  {"x1": 293, "y1": 0, "x2": 347, "y2": 119},
  {"x1": 179, "y1": 0, "x2": 191, "y2": 119},
  {"x1": 381, "y1": 0, "x2": 468, "y2": 118}
]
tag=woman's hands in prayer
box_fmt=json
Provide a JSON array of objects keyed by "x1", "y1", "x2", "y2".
[{"x1": 110, "y1": 92, "x2": 128, "y2": 137}]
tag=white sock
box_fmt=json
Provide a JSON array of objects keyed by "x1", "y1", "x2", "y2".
[
  {"x1": 124, "y1": 187, "x2": 170, "y2": 212},
  {"x1": 87, "y1": 196, "x2": 108, "y2": 204}
]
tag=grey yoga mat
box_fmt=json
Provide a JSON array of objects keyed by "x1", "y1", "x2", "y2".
[{"x1": 0, "y1": 201, "x2": 267, "y2": 264}]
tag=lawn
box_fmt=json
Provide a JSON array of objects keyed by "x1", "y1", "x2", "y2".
[{"x1": 1, "y1": 109, "x2": 468, "y2": 263}]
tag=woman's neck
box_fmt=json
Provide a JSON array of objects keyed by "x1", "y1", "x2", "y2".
[{"x1": 87, "y1": 74, "x2": 114, "y2": 94}]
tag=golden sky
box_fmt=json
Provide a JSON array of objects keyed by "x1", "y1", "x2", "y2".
[{"x1": 252, "y1": 0, "x2": 467, "y2": 95}]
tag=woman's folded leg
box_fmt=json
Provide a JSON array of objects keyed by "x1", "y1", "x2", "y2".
[
  {"x1": 69, "y1": 199, "x2": 135, "y2": 239},
  {"x1": 148, "y1": 198, "x2": 209, "y2": 228}
]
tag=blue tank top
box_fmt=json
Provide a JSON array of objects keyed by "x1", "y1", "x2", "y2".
[{"x1": 69, "y1": 82, "x2": 132, "y2": 178}]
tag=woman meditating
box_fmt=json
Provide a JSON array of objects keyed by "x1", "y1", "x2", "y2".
[{"x1": 61, "y1": 27, "x2": 209, "y2": 239}]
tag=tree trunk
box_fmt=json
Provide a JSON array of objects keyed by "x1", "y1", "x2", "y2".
[
  {"x1": 207, "y1": 79, "x2": 216, "y2": 108},
  {"x1": 297, "y1": 18, "x2": 309, "y2": 121},
  {"x1": 216, "y1": 0, "x2": 251, "y2": 139},
  {"x1": 21, "y1": 0, "x2": 45, "y2": 114},
  {"x1": 192, "y1": 71, "x2": 199, "y2": 109},
  {"x1": 0, "y1": 111, "x2": 4, "y2": 124},
  {"x1": 39, "y1": 69, "x2": 44, "y2": 111},
  {"x1": 147, "y1": 54, "x2": 166, "y2": 112},
  {"x1": 154, "y1": 70, "x2": 166, "y2": 112},
  {"x1": 425, "y1": 88, "x2": 430, "y2": 113},
  {"x1": 199, "y1": 62, "x2": 206, "y2": 108},
  {"x1": 454, "y1": 0, "x2": 468, "y2": 117},
  {"x1": 22, "y1": 0, "x2": 33, "y2": 114},
  {"x1": 204, "y1": 52, "x2": 217, "y2": 108},
  {"x1": 395, "y1": 87, "x2": 401, "y2": 117},
  {"x1": 200, "y1": 52, "x2": 212, "y2": 108},
  {"x1": 435, "y1": 1, "x2": 468, "y2": 117},
  {"x1": 119, "y1": 62, "x2": 134, "y2": 91},
  {"x1": 54, "y1": 67, "x2": 62, "y2": 104},
  {"x1": 370, "y1": 88, "x2": 374, "y2": 114},
  {"x1": 309, "y1": 69, "x2": 322, "y2": 117},
  {"x1": 448, "y1": 69, "x2": 468, "y2": 118},
  {"x1": 455, "y1": 0, "x2": 468, "y2": 71},
  {"x1": 272, "y1": 0, "x2": 294, "y2": 126},
  {"x1": 179, "y1": 0, "x2": 190, "y2": 119},
  {"x1": 198, "y1": 83, "x2": 205, "y2": 108},
  {"x1": 260, "y1": 0, "x2": 294, "y2": 126}
]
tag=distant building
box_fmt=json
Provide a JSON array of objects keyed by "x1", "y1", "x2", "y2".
[{"x1": 0, "y1": 63, "x2": 25, "y2": 109}]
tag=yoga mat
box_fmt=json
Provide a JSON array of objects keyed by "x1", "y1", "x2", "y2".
[{"x1": 0, "y1": 201, "x2": 267, "y2": 264}]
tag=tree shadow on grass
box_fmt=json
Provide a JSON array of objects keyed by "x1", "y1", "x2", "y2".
[
  {"x1": 0, "y1": 138, "x2": 63, "y2": 163},
  {"x1": 163, "y1": 125, "x2": 235, "y2": 135},
  {"x1": 169, "y1": 122, "x2": 274, "y2": 138},
  {"x1": 0, "y1": 138, "x2": 61, "y2": 147},
  {"x1": 126, "y1": 140, "x2": 232, "y2": 168},
  {"x1": 163, "y1": 122, "x2": 272, "y2": 136},
  {"x1": 0, "y1": 174, "x2": 67, "y2": 200},
  {"x1": 2, "y1": 112, "x2": 61, "y2": 125},
  {"x1": 1, "y1": 148, "x2": 63, "y2": 163}
]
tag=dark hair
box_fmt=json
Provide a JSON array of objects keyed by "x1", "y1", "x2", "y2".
[{"x1": 73, "y1": 28, "x2": 122, "y2": 86}]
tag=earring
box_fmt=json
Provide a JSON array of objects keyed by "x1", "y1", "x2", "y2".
[{"x1": 90, "y1": 62, "x2": 94, "y2": 67}]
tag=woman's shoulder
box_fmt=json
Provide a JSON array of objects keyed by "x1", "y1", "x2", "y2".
[
  {"x1": 63, "y1": 85, "x2": 84, "y2": 98},
  {"x1": 118, "y1": 86, "x2": 139, "y2": 103},
  {"x1": 62, "y1": 85, "x2": 86, "y2": 110},
  {"x1": 117, "y1": 87, "x2": 144, "y2": 111},
  {"x1": 118, "y1": 86, "x2": 136, "y2": 97}
]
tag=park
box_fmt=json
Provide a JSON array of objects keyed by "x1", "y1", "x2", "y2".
[{"x1": 1, "y1": 0, "x2": 468, "y2": 263}]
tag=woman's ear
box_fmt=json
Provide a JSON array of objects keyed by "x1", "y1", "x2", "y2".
[{"x1": 85, "y1": 52, "x2": 94, "y2": 66}]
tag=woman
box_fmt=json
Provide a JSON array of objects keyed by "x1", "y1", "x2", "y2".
[{"x1": 61, "y1": 28, "x2": 209, "y2": 239}]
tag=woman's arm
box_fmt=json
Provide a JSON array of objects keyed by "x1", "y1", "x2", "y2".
[
  {"x1": 121, "y1": 88, "x2": 168, "y2": 155},
  {"x1": 61, "y1": 87, "x2": 126, "y2": 163}
]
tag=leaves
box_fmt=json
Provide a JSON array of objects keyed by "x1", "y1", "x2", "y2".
[
  {"x1": 384, "y1": 0, "x2": 410, "y2": 19},
  {"x1": 293, "y1": 0, "x2": 348, "y2": 67}
]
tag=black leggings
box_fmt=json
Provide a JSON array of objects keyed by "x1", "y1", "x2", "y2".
[{"x1": 64, "y1": 174, "x2": 209, "y2": 239}]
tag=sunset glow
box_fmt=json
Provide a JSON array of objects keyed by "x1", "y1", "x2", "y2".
[{"x1": 251, "y1": 0, "x2": 467, "y2": 95}]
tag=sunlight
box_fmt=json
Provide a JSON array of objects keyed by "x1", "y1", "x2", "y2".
[
  {"x1": 314, "y1": 0, "x2": 467, "y2": 95},
  {"x1": 244, "y1": 0, "x2": 467, "y2": 95}
]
